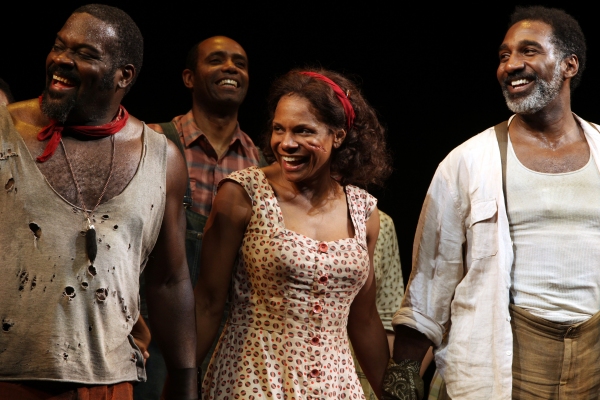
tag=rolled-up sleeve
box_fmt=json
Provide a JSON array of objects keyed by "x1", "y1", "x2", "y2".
[{"x1": 393, "y1": 165, "x2": 466, "y2": 347}]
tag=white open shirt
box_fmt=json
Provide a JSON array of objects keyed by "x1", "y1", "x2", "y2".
[{"x1": 393, "y1": 115, "x2": 600, "y2": 400}]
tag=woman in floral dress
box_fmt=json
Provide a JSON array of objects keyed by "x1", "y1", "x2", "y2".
[{"x1": 195, "y1": 68, "x2": 393, "y2": 399}]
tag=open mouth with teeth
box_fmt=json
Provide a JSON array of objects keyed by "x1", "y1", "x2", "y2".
[
  {"x1": 510, "y1": 78, "x2": 532, "y2": 88},
  {"x1": 51, "y1": 74, "x2": 76, "y2": 89},
  {"x1": 217, "y1": 79, "x2": 239, "y2": 88},
  {"x1": 281, "y1": 155, "x2": 307, "y2": 169}
]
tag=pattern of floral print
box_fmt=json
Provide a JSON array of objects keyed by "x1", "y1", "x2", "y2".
[{"x1": 202, "y1": 166, "x2": 377, "y2": 400}]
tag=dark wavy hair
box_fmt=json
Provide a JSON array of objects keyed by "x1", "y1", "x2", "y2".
[
  {"x1": 262, "y1": 68, "x2": 392, "y2": 189},
  {"x1": 509, "y1": 6, "x2": 586, "y2": 90},
  {"x1": 73, "y1": 4, "x2": 143, "y2": 91}
]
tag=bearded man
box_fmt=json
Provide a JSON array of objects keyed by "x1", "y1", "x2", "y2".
[
  {"x1": 385, "y1": 6, "x2": 600, "y2": 400},
  {"x1": 0, "y1": 4, "x2": 196, "y2": 399}
]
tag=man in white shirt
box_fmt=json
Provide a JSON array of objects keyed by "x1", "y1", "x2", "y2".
[{"x1": 384, "y1": 6, "x2": 600, "y2": 400}]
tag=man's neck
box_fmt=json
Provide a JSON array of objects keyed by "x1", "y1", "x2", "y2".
[
  {"x1": 64, "y1": 107, "x2": 122, "y2": 127},
  {"x1": 511, "y1": 96, "x2": 579, "y2": 148},
  {"x1": 191, "y1": 104, "x2": 239, "y2": 158}
]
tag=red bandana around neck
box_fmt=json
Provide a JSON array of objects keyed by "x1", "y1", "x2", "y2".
[{"x1": 36, "y1": 95, "x2": 129, "y2": 163}]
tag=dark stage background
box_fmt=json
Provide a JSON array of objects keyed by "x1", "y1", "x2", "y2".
[{"x1": 3, "y1": 1, "x2": 600, "y2": 287}]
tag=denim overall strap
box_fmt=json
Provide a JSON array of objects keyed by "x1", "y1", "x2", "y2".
[{"x1": 158, "y1": 122, "x2": 206, "y2": 286}]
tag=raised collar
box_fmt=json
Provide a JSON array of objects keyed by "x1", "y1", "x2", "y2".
[{"x1": 178, "y1": 110, "x2": 247, "y2": 150}]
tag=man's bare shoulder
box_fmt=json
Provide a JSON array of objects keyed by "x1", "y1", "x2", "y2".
[
  {"x1": 162, "y1": 134, "x2": 188, "y2": 207},
  {"x1": 7, "y1": 99, "x2": 48, "y2": 138},
  {"x1": 146, "y1": 122, "x2": 164, "y2": 133},
  {"x1": 120, "y1": 114, "x2": 144, "y2": 139},
  {"x1": 165, "y1": 136, "x2": 186, "y2": 171}
]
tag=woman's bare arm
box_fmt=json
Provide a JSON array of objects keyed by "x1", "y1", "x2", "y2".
[{"x1": 193, "y1": 181, "x2": 252, "y2": 365}]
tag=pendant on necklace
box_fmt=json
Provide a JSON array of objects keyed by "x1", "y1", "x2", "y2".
[
  {"x1": 61, "y1": 137, "x2": 114, "y2": 266},
  {"x1": 85, "y1": 218, "x2": 97, "y2": 263}
]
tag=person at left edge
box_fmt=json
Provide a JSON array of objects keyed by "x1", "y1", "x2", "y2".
[
  {"x1": 0, "y1": 4, "x2": 196, "y2": 399},
  {"x1": 0, "y1": 78, "x2": 15, "y2": 106}
]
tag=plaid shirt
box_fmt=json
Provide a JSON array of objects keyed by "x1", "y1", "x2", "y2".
[{"x1": 149, "y1": 110, "x2": 260, "y2": 216}]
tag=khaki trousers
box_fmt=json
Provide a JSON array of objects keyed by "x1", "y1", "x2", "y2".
[
  {"x1": 511, "y1": 304, "x2": 600, "y2": 399},
  {"x1": 434, "y1": 305, "x2": 600, "y2": 400}
]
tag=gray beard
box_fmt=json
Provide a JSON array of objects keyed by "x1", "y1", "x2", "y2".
[{"x1": 502, "y1": 61, "x2": 563, "y2": 115}]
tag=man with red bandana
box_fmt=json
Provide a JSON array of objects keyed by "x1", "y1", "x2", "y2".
[
  {"x1": 134, "y1": 36, "x2": 263, "y2": 400},
  {"x1": 0, "y1": 4, "x2": 196, "y2": 400},
  {"x1": 385, "y1": 6, "x2": 600, "y2": 400}
]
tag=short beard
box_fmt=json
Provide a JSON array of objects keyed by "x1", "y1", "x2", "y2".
[
  {"x1": 502, "y1": 60, "x2": 563, "y2": 115},
  {"x1": 41, "y1": 64, "x2": 117, "y2": 123},
  {"x1": 40, "y1": 89, "x2": 76, "y2": 123}
]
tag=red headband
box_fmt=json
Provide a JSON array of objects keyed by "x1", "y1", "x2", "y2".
[{"x1": 299, "y1": 72, "x2": 355, "y2": 130}]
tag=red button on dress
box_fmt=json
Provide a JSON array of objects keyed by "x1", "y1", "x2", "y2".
[
  {"x1": 310, "y1": 369, "x2": 319, "y2": 378},
  {"x1": 311, "y1": 336, "x2": 320, "y2": 345},
  {"x1": 313, "y1": 304, "x2": 323, "y2": 314},
  {"x1": 318, "y1": 242, "x2": 328, "y2": 252},
  {"x1": 319, "y1": 275, "x2": 328, "y2": 284}
]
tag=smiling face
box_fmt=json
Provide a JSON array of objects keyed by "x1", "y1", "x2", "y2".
[
  {"x1": 271, "y1": 95, "x2": 345, "y2": 185},
  {"x1": 186, "y1": 36, "x2": 249, "y2": 110},
  {"x1": 42, "y1": 12, "x2": 120, "y2": 123},
  {"x1": 497, "y1": 20, "x2": 566, "y2": 115}
]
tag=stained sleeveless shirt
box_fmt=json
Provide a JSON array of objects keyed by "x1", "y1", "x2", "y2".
[{"x1": 0, "y1": 106, "x2": 167, "y2": 384}]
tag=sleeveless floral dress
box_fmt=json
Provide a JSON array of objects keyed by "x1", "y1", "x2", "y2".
[{"x1": 202, "y1": 166, "x2": 376, "y2": 400}]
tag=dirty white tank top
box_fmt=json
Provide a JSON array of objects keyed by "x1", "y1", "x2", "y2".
[
  {"x1": 507, "y1": 136, "x2": 600, "y2": 324},
  {"x1": 0, "y1": 106, "x2": 167, "y2": 384}
]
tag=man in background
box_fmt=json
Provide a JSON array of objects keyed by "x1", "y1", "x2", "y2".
[{"x1": 135, "y1": 35, "x2": 264, "y2": 400}]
